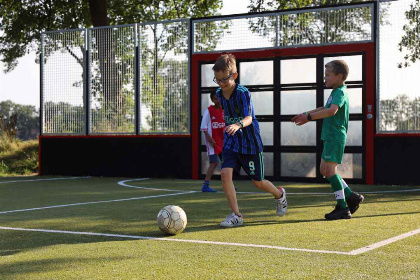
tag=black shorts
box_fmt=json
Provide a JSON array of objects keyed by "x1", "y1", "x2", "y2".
[{"x1": 221, "y1": 149, "x2": 265, "y2": 181}]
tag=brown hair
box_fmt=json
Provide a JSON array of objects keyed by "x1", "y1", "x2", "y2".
[
  {"x1": 212, "y1": 54, "x2": 237, "y2": 75},
  {"x1": 325, "y1": 60, "x2": 349, "y2": 81}
]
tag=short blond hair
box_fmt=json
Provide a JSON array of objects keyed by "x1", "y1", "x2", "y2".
[
  {"x1": 212, "y1": 54, "x2": 237, "y2": 75},
  {"x1": 325, "y1": 60, "x2": 349, "y2": 81}
]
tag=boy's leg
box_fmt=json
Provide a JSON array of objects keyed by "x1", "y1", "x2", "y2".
[
  {"x1": 321, "y1": 159, "x2": 346, "y2": 209},
  {"x1": 240, "y1": 152, "x2": 287, "y2": 216},
  {"x1": 220, "y1": 167, "x2": 240, "y2": 215},
  {"x1": 340, "y1": 177, "x2": 352, "y2": 198},
  {"x1": 202, "y1": 155, "x2": 219, "y2": 192},
  {"x1": 340, "y1": 175, "x2": 364, "y2": 214},
  {"x1": 220, "y1": 167, "x2": 243, "y2": 227},
  {"x1": 252, "y1": 180, "x2": 282, "y2": 199},
  {"x1": 321, "y1": 140, "x2": 350, "y2": 221},
  {"x1": 252, "y1": 179, "x2": 288, "y2": 216},
  {"x1": 321, "y1": 153, "x2": 364, "y2": 215},
  {"x1": 202, "y1": 155, "x2": 218, "y2": 192},
  {"x1": 204, "y1": 162, "x2": 217, "y2": 182}
]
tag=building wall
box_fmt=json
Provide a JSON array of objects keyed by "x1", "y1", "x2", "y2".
[
  {"x1": 374, "y1": 136, "x2": 420, "y2": 185},
  {"x1": 40, "y1": 137, "x2": 192, "y2": 178}
]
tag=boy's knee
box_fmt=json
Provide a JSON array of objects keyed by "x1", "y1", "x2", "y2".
[
  {"x1": 220, "y1": 169, "x2": 231, "y2": 181},
  {"x1": 326, "y1": 171, "x2": 336, "y2": 179},
  {"x1": 252, "y1": 180, "x2": 264, "y2": 189}
]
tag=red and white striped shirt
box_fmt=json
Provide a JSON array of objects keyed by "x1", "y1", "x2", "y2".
[{"x1": 200, "y1": 105, "x2": 225, "y2": 155}]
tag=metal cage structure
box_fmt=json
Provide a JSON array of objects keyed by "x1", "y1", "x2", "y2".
[
  {"x1": 41, "y1": 20, "x2": 190, "y2": 135},
  {"x1": 39, "y1": 1, "x2": 420, "y2": 184}
]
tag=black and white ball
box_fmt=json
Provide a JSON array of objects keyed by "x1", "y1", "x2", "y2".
[{"x1": 157, "y1": 205, "x2": 187, "y2": 235}]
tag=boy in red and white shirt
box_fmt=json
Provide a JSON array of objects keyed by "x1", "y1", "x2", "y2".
[{"x1": 200, "y1": 92, "x2": 225, "y2": 192}]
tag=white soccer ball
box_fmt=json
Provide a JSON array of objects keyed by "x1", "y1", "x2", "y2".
[{"x1": 157, "y1": 205, "x2": 187, "y2": 235}]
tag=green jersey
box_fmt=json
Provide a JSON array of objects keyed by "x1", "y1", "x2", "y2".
[{"x1": 321, "y1": 85, "x2": 349, "y2": 143}]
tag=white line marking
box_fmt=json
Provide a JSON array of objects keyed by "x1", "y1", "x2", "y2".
[
  {"x1": 2, "y1": 225, "x2": 419, "y2": 255},
  {"x1": 0, "y1": 176, "x2": 91, "y2": 184},
  {"x1": 118, "y1": 178, "x2": 185, "y2": 192},
  {"x1": 1, "y1": 225, "x2": 418, "y2": 255},
  {"x1": 0, "y1": 226, "x2": 349, "y2": 255},
  {"x1": 119, "y1": 179, "x2": 420, "y2": 195},
  {"x1": 359, "y1": 189, "x2": 420, "y2": 194},
  {"x1": 0, "y1": 192, "x2": 197, "y2": 214},
  {"x1": 347, "y1": 227, "x2": 420, "y2": 255}
]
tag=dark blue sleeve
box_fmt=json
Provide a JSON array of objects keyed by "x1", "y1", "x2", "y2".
[{"x1": 239, "y1": 90, "x2": 252, "y2": 117}]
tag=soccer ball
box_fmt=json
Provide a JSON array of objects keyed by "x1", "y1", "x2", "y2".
[{"x1": 157, "y1": 205, "x2": 187, "y2": 235}]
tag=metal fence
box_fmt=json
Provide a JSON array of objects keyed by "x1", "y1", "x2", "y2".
[
  {"x1": 193, "y1": 3, "x2": 373, "y2": 53},
  {"x1": 41, "y1": 20, "x2": 190, "y2": 135},
  {"x1": 43, "y1": 2, "x2": 414, "y2": 135},
  {"x1": 378, "y1": 0, "x2": 420, "y2": 132},
  {"x1": 139, "y1": 20, "x2": 189, "y2": 134},
  {"x1": 88, "y1": 25, "x2": 136, "y2": 134},
  {"x1": 41, "y1": 29, "x2": 86, "y2": 134}
]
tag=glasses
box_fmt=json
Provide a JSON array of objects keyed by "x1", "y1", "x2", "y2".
[{"x1": 213, "y1": 73, "x2": 236, "y2": 84}]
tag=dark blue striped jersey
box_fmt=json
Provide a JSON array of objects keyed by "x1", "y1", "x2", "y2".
[{"x1": 216, "y1": 84, "x2": 263, "y2": 154}]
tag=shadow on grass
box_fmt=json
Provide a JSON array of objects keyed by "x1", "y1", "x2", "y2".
[
  {"x1": 0, "y1": 256, "x2": 127, "y2": 278},
  {"x1": 0, "y1": 180, "x2": 418, "y2": 257}
]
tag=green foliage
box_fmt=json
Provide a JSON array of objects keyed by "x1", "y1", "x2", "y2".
[
  {"x1": 43, "y1": 102, "x2": 84, "y2": 134},
  {"x1": 0, "y1": 0, "x2": 92, "y2": 72},
  {"x1": 1, "y1": 0, "x2": 224, "y2": 134},
  {"x1": 0, "y1": 0, "x2": 224, "y2": 72},
  {"x1": 398, "y1": 0, "x2": 420, "y2": 68},
  {"x1": 380, "y1": 94, "x2": 420, "y2": 131},
  {"x1": 247, "y1": 0, "x2": 375, "y2": 45},
  {"x1": 0, "y1": 134, "x2": 38, "y2": 176},
  {"x1": 0, "y1": 100, "x2": 39, "y2": 140}
]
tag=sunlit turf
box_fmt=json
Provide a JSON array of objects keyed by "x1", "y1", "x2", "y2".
[{"x1": 0, "y1": 176, "x2": 419, "y2": 279}]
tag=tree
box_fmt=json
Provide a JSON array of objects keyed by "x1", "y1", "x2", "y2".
[
  {"x1": 379, "y1": 94, "x2": 420, "y2": 131},
  {"x1": 398, "y1": 0, "x2": 420, "y2": 68},
  {"x1": 247, "y1": 0, "x2": 377, "y2": 46},
  {"x1": 0, "y1": 0, "x2": 223, "y2": 72},
  {"x1": 1, "y1": 0, "x2": 224, "y2": 133},
  {"x1": 0, "y1": 100, "x2": 39, "y2": 140}
]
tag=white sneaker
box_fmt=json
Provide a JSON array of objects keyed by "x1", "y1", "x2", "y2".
[
  {"x1": 275, "y1": 187, "x2": 288, "y2": 216},
  {"x1": 220, "y1": 212, "x2": 243, "y2": 227}
]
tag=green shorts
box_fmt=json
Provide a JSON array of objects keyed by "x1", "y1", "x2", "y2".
[{"x1": 321, "y1": 141, "x2": 345, "y2": 164}]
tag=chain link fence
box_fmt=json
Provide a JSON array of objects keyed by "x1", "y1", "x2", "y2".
[
  {"x1": 193, "y1": 4, "x2": 373, "y2": 53},
  {"x1": 379, "y1": 0, "x2": 420, "y2": 132},
  {"x1": 41, "y1": 1, "x2": 419, "y2": 134},
  {"x1": 41, "y1": 29, "x2": 86, "y2": 134},
  {"x1": 88, "y1": 25, "x2": 136, "y2": 134},
  {"x1": 139, "y1": 20, "x2": 189, "y2": 134},
  {"x1": 41, "y1": 20, "x2": 189, "y2": 135}
]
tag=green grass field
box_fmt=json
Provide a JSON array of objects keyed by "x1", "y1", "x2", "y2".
[{"x1": 0, "y1": 176, "x2": 419, "y2": 279}]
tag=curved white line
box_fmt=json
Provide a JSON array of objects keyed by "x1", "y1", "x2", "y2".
[{"x1": 118, "y1": 178, "x2": 195, "y2": 192}]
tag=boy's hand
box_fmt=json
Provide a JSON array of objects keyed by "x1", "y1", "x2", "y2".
[
  {"x1": 208, "y1": 137, "x2": 216, "y2": 147},
  {"x1": 224, "y1": 124, "x2": 241, "y2": 136},
  {"x1": 292, "y1": 113, "x2": 309, "y2": 126}
]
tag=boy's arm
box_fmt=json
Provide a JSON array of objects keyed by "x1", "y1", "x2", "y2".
[
  {"x1": 307, "y1": 106, "x2": 326, "y2": 114},
  {"x1": 203, "y1": 131, "x2": 216, "y2": 146},
  {"x1": 291, "y1": 106, "x2": 325, "y2": 123},
  {"x1": 292, "y1": 105, "x2": 339, "y2": 126},
  {"x1": 224, "y1": 116, "x2": 252, "y2": 136}
]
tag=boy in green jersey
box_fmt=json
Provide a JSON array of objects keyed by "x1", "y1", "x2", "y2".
[{"x1": 292, "y1": 60, "x2": 364, "y2": 220}]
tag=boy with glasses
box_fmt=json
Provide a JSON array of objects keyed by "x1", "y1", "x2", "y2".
[{"x1": 213, "y1": 54, "x2": 288, "y2": 227}]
